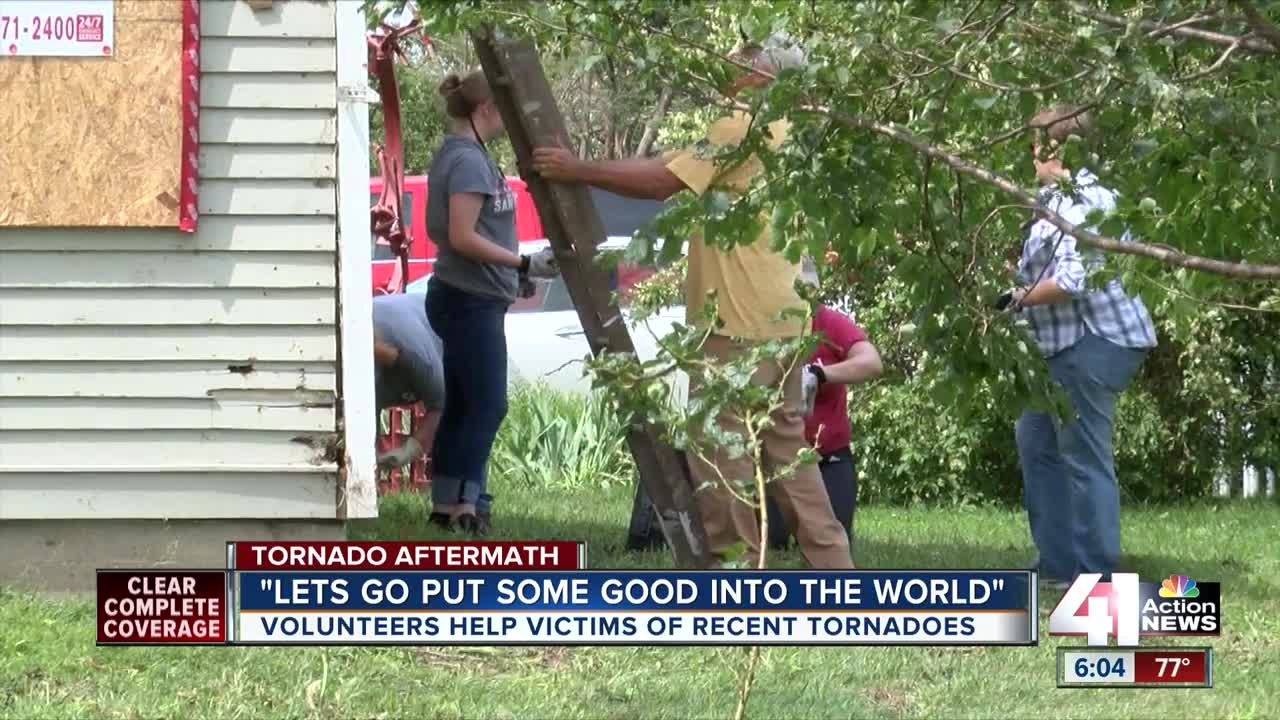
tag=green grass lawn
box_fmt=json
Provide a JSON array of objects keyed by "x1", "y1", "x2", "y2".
[{"x1": 2, "y1": 480, "x2": 1277, "y2": 720}]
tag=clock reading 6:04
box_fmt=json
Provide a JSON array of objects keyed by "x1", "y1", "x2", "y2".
[{"x1": 1075, "y1": 657, "x2": 1127, "y2": 678}]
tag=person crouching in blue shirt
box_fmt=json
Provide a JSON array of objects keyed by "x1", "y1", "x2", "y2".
[
  {"x1": 373, "y1": 293, "x2": 446, "y2": 473},
  {"x1": 998, "y1": 104, "x2": 1158, "y2": 588}
]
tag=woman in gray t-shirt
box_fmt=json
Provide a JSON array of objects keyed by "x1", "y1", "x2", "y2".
[{"x1": 423, "y1": 69, "x2": 557, "y2": 535}]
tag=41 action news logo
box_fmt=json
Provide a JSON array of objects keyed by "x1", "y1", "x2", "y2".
[{"x1": 1048, "y1": 573, "x2": 1220, "y2": 646}]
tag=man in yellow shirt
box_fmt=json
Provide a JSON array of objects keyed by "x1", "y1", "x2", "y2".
[{"x1": 530, "y1": 34, "x2": 852, "y2": 569}]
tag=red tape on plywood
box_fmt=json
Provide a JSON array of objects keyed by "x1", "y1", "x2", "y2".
[{"x1": 179, "y1": 0, "x2": 199, "y2": 233}]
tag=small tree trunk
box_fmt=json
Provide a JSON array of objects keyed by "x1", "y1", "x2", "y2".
[
  {"x1": 634, "y1": 88, "x2": 673, "y2": 158},
  {"x1": 603, "y1": 109, "x2": 618, "y2": 160}
]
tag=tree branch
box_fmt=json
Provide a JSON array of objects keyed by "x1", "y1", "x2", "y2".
[
  {"x1": 901, "y1": 48, "x2": 1094, "y2": 94},
  {"x1": 941, "y1": 1, "x2": 989, "y2": 44},
  {"x1": 979, "y1": 2, "x2": 1020, "y2": 43},
  {"x1": 1177, "y1": 38, "x2": 1244, "y2": 81},
  {"x1": 1146, "y1": 13, "x2": 1221, "y2": 39},
  {"x1": 960, "y1": 102, "x2": 1100, "y2": 155},
  {"x1": 498, "y1": 2, "x2": 1280, "y2": 281},
  {"x1": 795, "y1": 104, "x2": 1280, "y2": 280},
  {"x1": 1139, "y1": 271, "x2": 1280, "y2": 314},
  {"x1": 1070, "y1": 2, "x2": 1277, "y2": 54},
  {"x1": 1231, "y1": 0, "x2": 1280, "y2": 51},
  {"x1": 949, "y1": 65, "x2": 1094, "y2": 94}
]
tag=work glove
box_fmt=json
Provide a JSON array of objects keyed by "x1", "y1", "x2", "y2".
[
  {"x1": 517, "y1": 275, "x2": 537, "y2": 299},
  {"x1": 524, "y1": 248, "x2": 560, "y2": 279},
  {"x1": 377, "y1": 437, "x2": 423, "y2": 469},
  {"x1": 801, "y1": 364, "x2": 823, "y2": 416},
  {"x1": 993, "y1": 287, "x2": 1026, "y2": 312}
]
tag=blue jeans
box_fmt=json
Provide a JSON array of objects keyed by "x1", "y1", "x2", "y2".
[
  {"x1": 425, "y1": 278, "x2": 509, "y2": 516},
  {"x1": 1016, "y1": 331, "x2": 1147, "y2": 582}
]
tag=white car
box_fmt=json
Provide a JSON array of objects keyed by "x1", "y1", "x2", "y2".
[{"x1": 407, "y1": 237, "x2": 687, "y2": 396}]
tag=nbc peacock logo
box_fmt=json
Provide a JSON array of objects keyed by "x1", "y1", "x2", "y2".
[{"x1": 1159, "y1": 575, "x2": 1200, "y2": 599}]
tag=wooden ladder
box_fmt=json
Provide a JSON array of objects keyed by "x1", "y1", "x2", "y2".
[{"x1": 472, "y1": 29, "x2": 710, "y2": 568}]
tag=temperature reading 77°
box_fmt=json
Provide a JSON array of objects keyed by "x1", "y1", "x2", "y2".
[{"x1": 1155, "y1": 656, "x2": 1191, "y2": 678}]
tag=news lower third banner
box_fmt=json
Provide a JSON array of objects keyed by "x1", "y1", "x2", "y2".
[
  {"x1": 96, "y1": 542, "x2": 1037, "y2": 647},
  {"x1": 237, "y1": 570, "x2": 1035, "y2": 646}
]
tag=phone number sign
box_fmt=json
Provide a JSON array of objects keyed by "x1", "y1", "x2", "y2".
[{"x1": 0, "y1": 0, "x2": 114, "y2": 57}]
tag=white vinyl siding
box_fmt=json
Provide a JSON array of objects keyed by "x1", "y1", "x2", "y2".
[
  {"x1": 200, "y1": 145, "x2": 336, "y2": 179},
  {"x1": 0, "y1": 252, "x2": 336, "y2": 288},
  {"x1": 4, "y1": 362, "x2": 337, "y2": 397},
  {"x1": 0, "y1": 0, "x2": 344, "y2": 521},
  {"x1": 6, "y1": 288, "x2": 338, "y2": 326},
  {"x1": 202, "y1": 108, "x2": 337, "y2": 144},
  {"x1": 0, "y1": 472, "x2": 338, "y2": 520}
]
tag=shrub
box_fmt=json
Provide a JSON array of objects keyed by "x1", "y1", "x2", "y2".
[
  {"x1": 491, "y1": 320, "x2": 1274, "y2": 508},
  {"x1": 490, "y1": 382, "x2": 636, "y2": 490},
  {"x1": 850, "y1": 379, "x2": 1019, "y2": 506}
]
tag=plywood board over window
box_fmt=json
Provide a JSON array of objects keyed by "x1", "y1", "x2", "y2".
[{"x1": 0, "y1": 0, "x2": 186, "y2": 228}]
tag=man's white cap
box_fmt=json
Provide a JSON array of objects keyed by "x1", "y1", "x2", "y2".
[{"x1": 759, "y1": 32, "x2": 807, "y2": 72}]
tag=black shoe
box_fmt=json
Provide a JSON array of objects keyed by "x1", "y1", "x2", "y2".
[
  {"x1": 626, "y1": 530, "x2": 667, "y2": 552},
  {"x1": 456, "y1": 513, "x2": 489, "y2": 536},
  {"x1": 428, "y1": 512, "x2": 453, "y2": 530}
]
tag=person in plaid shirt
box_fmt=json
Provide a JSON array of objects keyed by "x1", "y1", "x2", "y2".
[{"x1": 1000, "y1": 105, "x2": 1157, "y2": 587}]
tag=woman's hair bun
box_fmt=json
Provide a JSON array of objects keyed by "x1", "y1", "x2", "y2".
[
  {"x1": 437, "y1": 69, "x2": 492, "y2": 119},
  {"x1": 437, "y1": 73, "x2": 462, "y2": 97}
]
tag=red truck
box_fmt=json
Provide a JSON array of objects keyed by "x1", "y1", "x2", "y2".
[{"x1": 369, "y1": 174, "x2": 547, "y2": 297}]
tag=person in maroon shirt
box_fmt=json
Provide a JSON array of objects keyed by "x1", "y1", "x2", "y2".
[{"x1": 766, "y1": 305, "x2": 883, "y2": 553}]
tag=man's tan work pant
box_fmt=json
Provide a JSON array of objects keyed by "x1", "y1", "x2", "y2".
[{"x1": 686, "y1": 334, "x2": 853, "y2": 569}]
